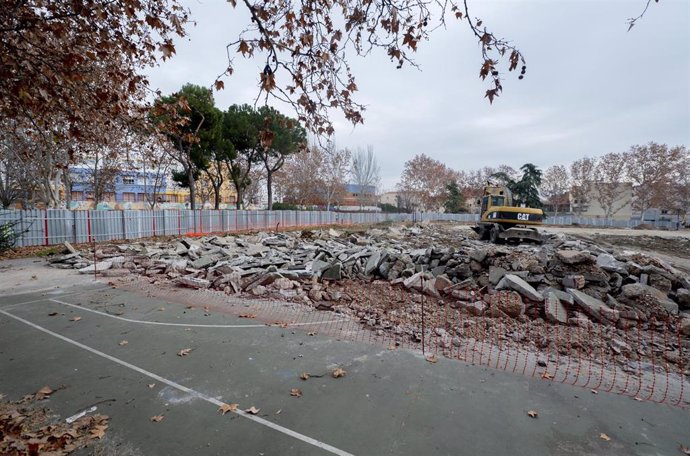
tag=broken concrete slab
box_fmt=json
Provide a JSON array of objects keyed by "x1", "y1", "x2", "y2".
[
  {"x1": 488, "y1": 266, "x2": 506, "y2": 285},
  {"x1": 677, "y1": 288, "x2": 690, "y2": 309},
  {"x1": 322, "y1": 263, "x2": 342, "y2": 281},
  {"x1": 544, "y1": 292, "x2": 568, "y2": 324},
  {"x1": 556, "y1": 250, "x2": 593, "y2": 265},
  {"x1": 541, "y1": 287, "x2": 575, "y2": 305},
  {"x1": 78, "y1": 261, "x2": 113, "y2": 274},
  {"x1": 496, "y1": 274, "x2": 543, "y2": 302},
  {"x1": 562, "y1": 275, "x2": 585, "y2": 290},
  {"x1": 566, "y1": 288, "x2": 614, "y2": 323},
  {"x1": 596, "y1": 254, "x2": 628, "y2": 275},
  {"x1": 365, "y1": 251, "x2": 382, "y2": 276},
  {"x1": 176, "y1": 276, "x2": 211, "y2": 289},
  {"x1": 63, "y1": 241, "x2": 78, "y2": 255},
  {"x1": 190, "y1": 256, "x2": 218, "y2": 269}
]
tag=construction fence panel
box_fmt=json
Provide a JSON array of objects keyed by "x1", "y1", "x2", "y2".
[{"x1": 1, "y1": 209, "x2": 686, "y2": 248}]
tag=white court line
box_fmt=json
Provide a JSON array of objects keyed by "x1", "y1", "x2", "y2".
[
  {"x1": 49, "y1": 298, "x2": 346, "y2": 329},
  {"x1": 0, "y1": 290, "x2": 92, "y2": 311},
  {"x1": 0, "y1": 308, "x2": 355, "y2": 456}
]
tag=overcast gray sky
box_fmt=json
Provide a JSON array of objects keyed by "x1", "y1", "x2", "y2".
[{"x1": 145, "y1": 0, "x2": 690, "y2": 190}]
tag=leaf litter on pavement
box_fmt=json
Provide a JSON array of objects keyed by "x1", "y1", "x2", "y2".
[{"x1": 1, "y1": 387, "x2": 109, "y2": 455}]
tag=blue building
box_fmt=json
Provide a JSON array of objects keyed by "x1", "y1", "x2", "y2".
[{"x1": 69, "y1": 166, "x2": 188, "y2": 208}]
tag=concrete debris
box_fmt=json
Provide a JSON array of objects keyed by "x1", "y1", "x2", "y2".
[
  {"x1": 544, "y1": 292, "x2": 568, "y2": 324},
  {"x1": 496, "y1": 274, "x2": 544, "y2": 302},
  {"x1": 47, "y1": 223, "x2": 690, "y2": 358}
]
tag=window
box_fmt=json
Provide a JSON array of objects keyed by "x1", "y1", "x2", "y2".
[
  {"x1": 103, "y1": 192, "x2": 116, "y2": 202},
  {"x1": 123, "y1": 177, "x2": 135, "y2": 185},
  {"x1": 137, "y1": 193, "x2": 146, "y2": 202},
  {"x1": 123, "y1": 192, "x2": 136, "y2": 202},
  {"x1": 71, "y1": 191, "x2": 83, "y2": 201}
]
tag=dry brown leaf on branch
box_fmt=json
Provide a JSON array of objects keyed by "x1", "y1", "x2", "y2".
[
  {"x1": 150, "y1": 415, "x2": 165, "y2": 422},
  {"x1": 599, "y1": 433, "x2": 611, "y2": 441},
  {"x1": 425, "y1": 354, "x2": 438, "y2": 363},
  {"x1": 118, "y1": 340, "x2": 128, "y2": 346},
  {"x1": 177, "y1": 348, "x2": 192, "y2": 357},
  {"x1": 527, "y1": 410, "x2": 538, "y2": 418},
  {"x1": 244, "y1": 406, "x2": 260, "y2": 415},
  {"x1": 299, "y1": 372, "x2": 310, "y2": 380},
  {"x1": 290, "y1": 388, "x2": 303, "y2": 398},
  {"x1": 70, "y1": 316, "x2": 82, "y2": 322},
  {"x1": 331, "y1": 367, "x2": 347, "y2": 378},
  {"x1": 218, "y1": 402, "x2": 239, "y2": 415}
]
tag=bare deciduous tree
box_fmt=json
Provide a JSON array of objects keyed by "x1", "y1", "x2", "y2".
[
  {"x1": 541, "y1": 165, "x2": 570, "y2": 215},
  {"x1": 350, "y1": 146, "x2": 380, "y2": 209},
  {"x1": 625, "y1": 142, "x2": 687, "y2": 215},
  {"x1": 569, "y1": 157, "x2": 596, "y2": 215},
  {"x1": 592, "y1": 152, "x2": 630, "y2": 221}
]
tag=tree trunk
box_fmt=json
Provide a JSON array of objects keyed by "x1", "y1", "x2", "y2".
[
  {"x1": 188, "y1": 167, "x2": 196, "y2": 210},
  {"x1": 235, "y1": 187, "x2": 243, "y2": 210},
  {"x1": 266, "y1": 171, "x2": 273, "y2": 210},
  {"x1": 62, "y1": 168, "x2": 72, "y2": 209},
  {"x1": 214, "y1": 184, "x2": 221, "y2": 210}
]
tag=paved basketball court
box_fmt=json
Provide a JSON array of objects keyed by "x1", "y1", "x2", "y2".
[{"x1": 1, "y1": 268, "x2": 689, "y2": 455}]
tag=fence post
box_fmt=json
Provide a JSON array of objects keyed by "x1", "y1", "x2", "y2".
[{"x1": 121, "y1": 210, "x2": 127, "y2": 240}]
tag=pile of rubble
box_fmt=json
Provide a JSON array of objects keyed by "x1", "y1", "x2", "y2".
[{"x1": 48, "y1": 224, "x2": 690, "y2": 356}]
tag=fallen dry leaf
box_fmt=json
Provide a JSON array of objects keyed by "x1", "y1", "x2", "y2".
[
  {"x1": 388, "y1": 344, "x2": 397, "y2": 350},
  {"x1": 299, "y1": 372, "x2": 310, "y2": 381},
  {"x1": 239, "y1": 313, "x2": 257, "y2": 319},
  {"x1": 679, "y1": 444, "x2": 690, "y2": 455},
  {"x1": 244, "y1": 406, "x2": 260, "y2": 415},
  {"x1": 90, "y1": 425, "x2": 107, "y2": 439},
  {"x1": 157, "y1": 307, "x2": 165, "y2": 311},
  {"x1": 37, "y1": 386, "x2": 53, "y2": 396},
  {"x1": 185, "y1": 305, "x2": 194, "y2": 309},
  {"x1": 70, "y1": 316, "x2": 82, "y2": 322},
  {"x1": 48, "y1": 312, "x2": 58, "y2": 316},
  {"x1": 541, "y1": 372, "x2": 553, "y2": 379},
  {"x1": 177, "y1": 348, "x2": 192, "y2": 357},
  {"x1": 307, "y1": 331, "x2": 317, "y2": 336},
  {"x1": 599, "y1": 433, "x2": 611, "y2": 441},
  {"x1": 527, "y1": 410, "x2": 538, "y2": 418},
  {"x1": 150, "y1": 415, "x2": 164, "y2": 422},
  {"x1": 290, "y1": 388, "x2": 303, "y2": 398},
  {"x1": 591, "y1": 389, "x2": 598, "y2": 394},
  {"x1": 274, "y1": 321, "x2": 289, "y2": 328},
  {"x1": 147, "y1": 383, "x2": 156, "y2": 389},
  {"x1": 425, "y1": 354, "x2": 438, "y2": 363},
  {"x1": 331, "y1": 367, "x2": 346, "y2": 378},
  {"x1": 118, "y1": 340, "x2": 128, "y2": 346},
  {"x1": 218, "y1": 403, "x2": 239, "y2": 415}
]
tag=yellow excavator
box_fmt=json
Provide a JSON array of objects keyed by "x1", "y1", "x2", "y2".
[{"x1": 471, "y1": 185, "x2": 544, "y2": 243}]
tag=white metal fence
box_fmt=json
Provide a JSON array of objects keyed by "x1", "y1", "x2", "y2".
[{"x1": 0, "y1": 209, "x2": 681, "y2": 248}]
